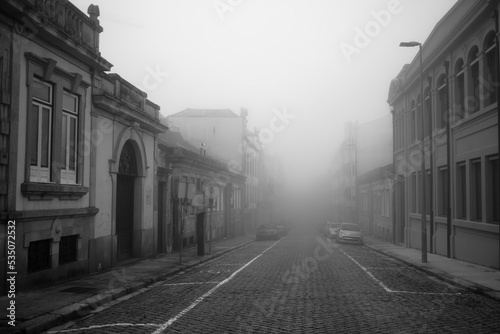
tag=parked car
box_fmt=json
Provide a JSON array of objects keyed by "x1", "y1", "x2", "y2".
[
  {"x1": 275, "y1": 223, "x2": 290, "y2": 237},
  {"x1": 323, "y1": 222, "x2": 341, "y2": 239},
  {"x1": 256, "y1": 224, "x2": 280, "y2": 241},
  {"x1": 336, "y1": 223, "x2": 363, "y2": 245}
]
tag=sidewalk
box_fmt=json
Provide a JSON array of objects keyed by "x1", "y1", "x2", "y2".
[
  {"x1": 1, "y1": 234, "x2": 256, "y2": 334},
  {"x1": 363, "y1": 236, "x2": 500, "y2": 301}
]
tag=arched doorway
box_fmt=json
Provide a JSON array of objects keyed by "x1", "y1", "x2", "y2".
[{"x1": 116, "y1": 140, "x2": 138, "y2": 260}]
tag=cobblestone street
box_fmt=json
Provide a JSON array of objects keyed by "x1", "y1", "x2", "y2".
[{"x1": 47, "y1": 228, "x2": 500, "y2": 333}]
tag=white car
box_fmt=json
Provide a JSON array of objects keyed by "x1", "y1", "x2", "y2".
[{"x1": 337, "y1": 223, "x2": 363, "y2": 245}]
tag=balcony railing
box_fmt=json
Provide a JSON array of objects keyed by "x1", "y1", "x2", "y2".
[{"x1": 12, "y1": 0, "x2": 102, "y2": 55}]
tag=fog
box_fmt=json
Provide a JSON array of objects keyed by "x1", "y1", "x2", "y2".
[{"x1": 70, "y1": 0, "x2": 458, "y2": 223}]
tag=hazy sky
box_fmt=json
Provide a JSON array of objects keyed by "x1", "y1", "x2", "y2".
[{"x1": 71, "y1": 0, "x2": 457, "y2": 189}]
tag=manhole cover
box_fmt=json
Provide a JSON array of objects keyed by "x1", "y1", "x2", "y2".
[{"x1": 60, "y1": 287, "x2": 97, "y2": 294}]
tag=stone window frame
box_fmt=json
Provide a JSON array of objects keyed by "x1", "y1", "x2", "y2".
[
  {"x1": 482, "y1": 30, "x2": 497, "y2": 107},
  {"x1": 436, "y1": 74, "x2": 448, "y2": 130},
  {"x1": 21, "y1": 52, "x2": 89, "y2": 200},
  {"x1": 470, "y1": 158, "x2": 482, "y2": 222},
  {"x1": 467, "y1": 45, "x2": 480, "y2": 114},
  {"x1": 437, "y1": 166, "x2": 448, "y2": 217},
  {"x1": 454, "y1": 58, "x2": 466, "y2": 120}
]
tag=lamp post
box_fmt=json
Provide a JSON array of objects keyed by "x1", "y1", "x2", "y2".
[
  {"x1": 400, "y1": 41, "x2": 427, "y2": 263},
  {"x1": 492, "y1": 9, "x2": 500, "y2": 270}
]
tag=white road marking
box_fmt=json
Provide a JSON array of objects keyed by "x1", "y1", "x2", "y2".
[
  {"x1": 339, "y1": 248, "x2": 392, "y2": 292},
  {"x1": 48, "y1": 323, "x2": 160, "y2": 333},
  {"x1": 162, "y1": 282, "x2": 220, "y2": 286},
  {"x1": 364, "y1": 267, "x2": 406, "y2": 270},
  {"x1": 339, "y1": 248, "x2": 461, "y2": 296},
  {"x1": 152, "y1": 239, "x2": 282, "y2": 334}
]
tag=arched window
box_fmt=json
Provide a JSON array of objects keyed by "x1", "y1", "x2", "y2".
[
  {"x1": 437, "y1": 74, "x2": 447, "y2": 129},
  {"x1": 118, "y1": 140, "x2": 138, "y2": 176},
  {"x1": 483, "y1": 31, "x2": 497, "y2": 106},
  {"x1": 416, "y1": 94, "x2": 422, "y2": 139},
  {"x1": 468, "y1": 46, "x2": 480, "y2": 113},
  {"x1": 454, "y1": 58, "x2": 465, "y2": 119},
  {"x1": 424, "y1": 86, "x2": 431, "y2": 138},
  {"x1": 410, "y1": 100, "x2": 416, "y2": 143}
]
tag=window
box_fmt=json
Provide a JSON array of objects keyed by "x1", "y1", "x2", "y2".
[
  {"x1": 488, "y1": 156, "x2": 499, "y2": 223},
  {"x1": 220, "y1": 187, "x2": 224, "y2": 210},
  {"x1": 23, "y1": 54, "x2": 89, "y2": 200},
  {"x1": 59, "y1": 235, "x2": 78, "y2": 265},
  {"x1": 468, "y1": 46, "x2": 480, "y2": 113},
  {"x1": 483, "y1": 32, "x2": 497, "y2": 107},
  {"x1": 437, "y1": 74, "x2": 447, "y2": 130},
  {"x1": 61, "y1": 91, "x2": 79, "y2": 184},
  {"x1": 456, "y1": 162, "x2": 467, "y2": 219},
  {"x1": 416, "y1": 95, "x2": 422, "y2": 139},
  {"x1": 383, "y1": 190, "x2": 390, "y2": 217},
  {"x1": 437, "y1": 167, "x2": 448, "y2": 217},
  {"x1": 411, "y1": 172, "x2": 417, "y2": 213},
  {"x1": 426, "y1": 169, "x2": 431, "y2": 215},
  {"x1": 418, "y1": 171, "x2": 423, "y2": 214},
  {"x1": 410, "y1": 101, "x2": 416, "y2": 143},
  {"x1": 454, "y1": 59, "x2": 465, "y2": 120},
  {"x1": 424, "y1": 88, "x2": 431, "y2": 138},
  {"x1": 29, "y1": 78, "x2": 53, "y2": 183},
  {"x1": 28, "y1": 239, "x2": 51, "y2": 273},
  {"x1": 471, "y1": 159, "x2": 482, "y2": 221}
]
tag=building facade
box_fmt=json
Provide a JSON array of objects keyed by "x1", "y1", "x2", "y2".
[
  {"x1": 90, "y1": 73, "x2": 166, "y2": 270},
  {"x1": 158, "y1": 130, "x2": 244, "y2": 252},
  {"x1": 388, "y1": 0, "x2": 499, "y2": 268},
  {"x1": 166, "y1": 108, "x2": 262, "y2": 236},
  {"x1": 242, "y1": 131, "x2": 263, "y2": 234},
  {"x1": 0, "y1": 0, "x2": 165, "y2": 293},
  {"x1": 358, "y1": 164, "x2": 394, "y2": 241}
]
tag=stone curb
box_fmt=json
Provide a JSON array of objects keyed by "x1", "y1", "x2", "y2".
[
  {"x1": 12, "y1": 239, "x2": 255, "y2": 334},
  {"x1": 364, "y1": 244, "x2": 500, "y2": 302}
]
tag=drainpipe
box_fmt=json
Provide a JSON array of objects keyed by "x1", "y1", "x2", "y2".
[
  {"x1": 391, "y1": 105, "x2": 396, "y2": 244},
  {"x1": 445, "y1": 60, "x2": 452, "y2": 259},
  {"x1": 428, "y1": 76, "x2": 434, "y2": 254},
  {"x1": 493, "y1": 9, "x2": 500, "y2": 269}
]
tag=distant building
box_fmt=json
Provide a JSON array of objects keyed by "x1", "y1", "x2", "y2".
[
  {"x1": 388, "y1": 0, "x2": 499, "y2": 268},
  {"x1": 330, "y1": 117, "x2": 393, "y2": 240},
  {"x1": 358, "y1": 164, "x2": 394, "y2": 241},
  {"x1": 157, "y1": 129, "x2": 244, "y2": 252},
  {"x1": 167, "y1": 108, "x2": 246, "y2": 171},
  {"x1": 243, "y1": 129, "x2": 263, "y2": 233},
  {"x1": 167, "y1": 108, "x2": 263, "y2": 234}
]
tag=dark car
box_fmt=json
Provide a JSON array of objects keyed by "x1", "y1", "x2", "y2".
[
  {"x1": 336, "y1": 223, "x2": 363, "y2": 245},
  {"x1": 323, "y1": 222, "x2": 341, "y2": 239},
  {"x1": 256, "y1": 224, "x2": 280, "y2": 241}
]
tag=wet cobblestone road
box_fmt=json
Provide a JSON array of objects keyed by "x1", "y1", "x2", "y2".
[{"x1": 47, "y1": 228, "x2": 500, "y2": 333}]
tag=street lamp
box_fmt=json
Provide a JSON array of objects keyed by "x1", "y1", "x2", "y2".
[{"x1": 400, "y1": 41, "x2": 427, "y2": 263}]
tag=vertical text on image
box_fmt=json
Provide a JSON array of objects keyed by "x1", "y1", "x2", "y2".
[{"x1": 6, "y1": 219, "x2": 16, "y2": 326}]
